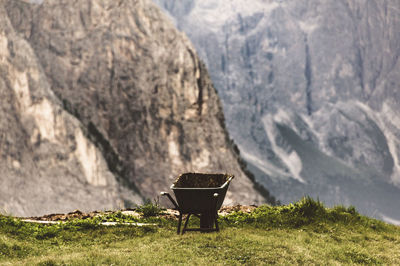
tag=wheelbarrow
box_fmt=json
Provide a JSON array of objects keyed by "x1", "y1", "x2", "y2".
[{"x1": 161, "y1": 173, "x2": 234, "y2": 234}]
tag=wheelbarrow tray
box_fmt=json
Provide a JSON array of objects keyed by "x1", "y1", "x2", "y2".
[
  {"x1": 171, "y1": 173, "x2": 233, "y2": 213},
  {"x1": 171, "y1": 186, "x2": 229, "y2": 213}
]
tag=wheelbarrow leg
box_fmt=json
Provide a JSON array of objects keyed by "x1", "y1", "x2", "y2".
[
  {"x1": 213, "y1": 192, "x2": 220, "y2": 232},
  {"x1": 182, "y1": 214, "x2": 191, "y2": 235},
  {"x1": 214, "y1": 212, "x2": 219, "y2": 232},
  {"x1": 177, "y1": 213, "x2": 183, "y2": 234}
]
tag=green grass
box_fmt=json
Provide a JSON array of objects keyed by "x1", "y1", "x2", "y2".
[{"x1": 1, "y1": 197, "x2": 400, "y2": 265}]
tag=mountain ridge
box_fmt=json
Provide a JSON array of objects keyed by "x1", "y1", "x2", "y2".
[
  {"x1": 153, "y1": 0, "x2": 400, "y2": 222},
  {"x1": 1, "y1": 0, "x2": 273, "y2": 216}
]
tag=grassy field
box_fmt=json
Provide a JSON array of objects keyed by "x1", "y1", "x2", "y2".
[{"x1": 1, "y1": 198, "x2": 400, "y2": 265}]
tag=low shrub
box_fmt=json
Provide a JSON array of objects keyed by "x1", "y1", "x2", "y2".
[
  {"x1": 221, "y1": 196, "x2": 374, "y2": 228},
  {"x1": 136, "y1": 201, "x2": 164, "y2": 217}
]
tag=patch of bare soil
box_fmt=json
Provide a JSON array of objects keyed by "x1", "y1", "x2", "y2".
[
  {"x1": 23, "y1": 205, "x2": 258, "y2": 221},
  {"x1": 219, "y1": 205, "x2": 258, "y2": 216},
  {"x1": 24, "y1": 210, "x2": 102, "y2": 221}
]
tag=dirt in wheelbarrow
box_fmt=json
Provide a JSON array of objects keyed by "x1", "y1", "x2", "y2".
[{"x1": 174, "y1": 173, "x2": 233, "y2": 188}]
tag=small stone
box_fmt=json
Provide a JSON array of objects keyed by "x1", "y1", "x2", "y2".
[{"x1": 12, "y1": 160, "x2": 20, "y2": 169}]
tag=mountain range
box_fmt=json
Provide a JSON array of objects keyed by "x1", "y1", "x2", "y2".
[
  {"x1": 0, "y1": 0, "x2": 274, "y2": 216},
  {"x1": 153, "y1": 0, "x2": 400, "y2": 222}
]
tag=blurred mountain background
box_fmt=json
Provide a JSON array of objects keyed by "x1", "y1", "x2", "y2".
[
  {"x1": 153, "y1": 0, "x2": 400, "y2": 223},
  {"x1": 0, "y1": 0, "x2": 274, "y2": 216}
]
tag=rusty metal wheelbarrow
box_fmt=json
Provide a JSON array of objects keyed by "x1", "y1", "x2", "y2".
[{"x1": 161, "y1": 173, "x2": 234, "y2": 234}]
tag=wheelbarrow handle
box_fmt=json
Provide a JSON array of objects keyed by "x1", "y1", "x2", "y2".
[
  {"x1": 221, "y1": 175, "x2": 234, "y2": 188},
  {"x1": 160, "y1": 192, "x2": 179, "y2": 210}
]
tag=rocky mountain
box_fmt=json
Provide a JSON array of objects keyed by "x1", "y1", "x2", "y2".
[
  {"x1": 153, "y1": 0, "x2": 400, "y2": 222},
  {"x1": 1, "y1": 0, "x2": 272, "y2": 217}
]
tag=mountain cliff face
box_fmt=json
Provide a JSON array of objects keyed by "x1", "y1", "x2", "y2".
[
  {"x1": 153, "y1": 0, "x2": 400, "y2": 221},
  {"x1": 1, "y1": 0, "x2": 270, "y2": 216},
  {"x1": 0, "y1": 3, "x2": 141, "y2": 216}
]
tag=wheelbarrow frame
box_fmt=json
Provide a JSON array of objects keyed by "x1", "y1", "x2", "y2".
[{"x1": 161, "y1": 174, "x2": 234, "y2": 234}]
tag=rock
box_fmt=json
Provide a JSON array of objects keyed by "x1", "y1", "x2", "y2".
[
  {"x1": 1, "y1": 0, "x2": 273, "y2": 216},
  {"x1": 153, "y1": 0, "x2": 400, "y2": 221},
  {"x1": 0, "y1": 3, "x2": 140, "y2": 216}
]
